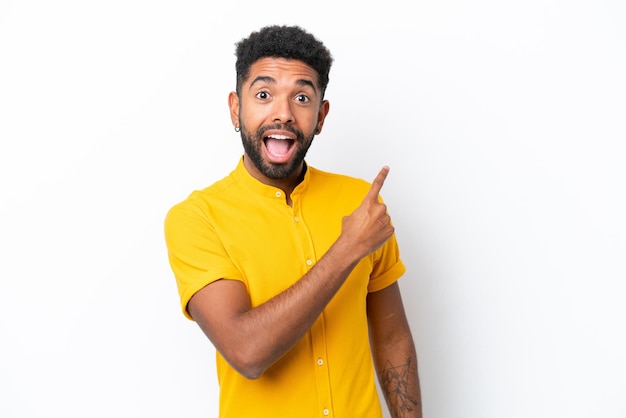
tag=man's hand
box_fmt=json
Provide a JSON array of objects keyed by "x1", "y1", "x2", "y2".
[{"x1": 340, "y1": 166, "x2": 395, "y2": 258}]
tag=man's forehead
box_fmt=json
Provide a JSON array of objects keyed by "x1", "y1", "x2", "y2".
[{"x1": 247, "y1": 57, "x2": 319, "y2": 84}]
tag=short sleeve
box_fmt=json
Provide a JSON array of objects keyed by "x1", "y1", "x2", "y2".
[
  {"x1": 367, "y1": 232, "x2": 406, "y2": 293},
  {"x1": 164, "y1": 198, "x2": 244, "y2": 320}
]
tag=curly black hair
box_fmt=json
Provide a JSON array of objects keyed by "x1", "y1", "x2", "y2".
[{"x1": 234, "y1": 25, "x2": 333, "y2": 97}]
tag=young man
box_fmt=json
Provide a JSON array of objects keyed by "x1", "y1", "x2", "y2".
[{"x1": 164, "y1": 25, "x2": 422, "y2": 418}]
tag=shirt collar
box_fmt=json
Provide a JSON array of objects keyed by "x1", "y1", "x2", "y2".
[{"x1": 232, "y1": 156, "x2": 311, "y2": 200}]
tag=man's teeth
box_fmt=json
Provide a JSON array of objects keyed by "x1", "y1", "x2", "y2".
[{"x1": 267, "y1": 135, "x2": 291, "y2": 140}]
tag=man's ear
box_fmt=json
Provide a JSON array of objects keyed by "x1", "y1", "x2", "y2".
[
  {"x1": 228, "y1": 91, "x2": 240, "y2": 128},
  {"x1": 315, "y1": 99, "x2": 330, "y2": 135}
]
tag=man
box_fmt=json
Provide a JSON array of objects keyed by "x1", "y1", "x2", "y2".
[{"x1": 164, "y1": 25, "x2": 422, "y2": 418}]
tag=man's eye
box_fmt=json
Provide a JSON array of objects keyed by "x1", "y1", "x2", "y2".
[
  {"x1": 256, "y1": 91, "x2": 270, "y2": 99},
  {"x1": 295, "y1": 94, "x2": 310, "y2": 103}
]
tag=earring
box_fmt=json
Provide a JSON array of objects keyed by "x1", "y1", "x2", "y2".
[{"x1": 234, "y1": 125, "x2": 240, "y2": 132}]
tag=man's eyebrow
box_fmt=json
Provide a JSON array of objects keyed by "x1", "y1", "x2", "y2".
[
  {"x1": 249, "y1": 76, "x2": 275, "y2": 89},
  {"x1": 296, "y1": 79, "x2": 317, "y2": 93},
  {"x1": 248, "y1": 76, "x2": 318, "y2": 93}
]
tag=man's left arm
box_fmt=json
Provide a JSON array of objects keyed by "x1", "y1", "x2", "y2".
[{"x1": 367, "y1": 281, "x2": 423, "y2": 418}]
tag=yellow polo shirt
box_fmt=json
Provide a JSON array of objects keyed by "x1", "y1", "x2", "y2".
[{"x1": 165, "y1": 158, "x2": 406, "y2": 418}]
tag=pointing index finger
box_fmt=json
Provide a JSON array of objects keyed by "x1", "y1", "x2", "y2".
[{"x1": 366, "y1": 166, "x2": 390, "y2": 201}]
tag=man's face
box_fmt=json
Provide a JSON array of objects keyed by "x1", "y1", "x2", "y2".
[{"x1": 229, "y1": 57, "x2": 329, "y2": 183}]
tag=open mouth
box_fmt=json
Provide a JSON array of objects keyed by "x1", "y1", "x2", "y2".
[{"x1": 264, "y1": 134, "x2": 295, "y2": 162}]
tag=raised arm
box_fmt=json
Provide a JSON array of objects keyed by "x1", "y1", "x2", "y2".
[{"x1": 188, "y1": 167, "x2": 394, "y2": 379}]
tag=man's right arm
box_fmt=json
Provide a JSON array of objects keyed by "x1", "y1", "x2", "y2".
[{"x1": 187, "y1": 167, "x2": 393, "y2": 379}]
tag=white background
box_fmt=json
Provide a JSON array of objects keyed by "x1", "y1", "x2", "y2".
[{"x1": 1, "y1": 1, "x2": 625, "y2": 417}]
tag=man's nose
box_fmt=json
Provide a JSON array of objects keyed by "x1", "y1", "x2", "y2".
[{"x1": 271, "y1": 97, "x2": 294, "y2": 124}]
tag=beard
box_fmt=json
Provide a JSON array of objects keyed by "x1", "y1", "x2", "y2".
[{"x1": 240, "y1": 123, "x2": 315, "y2": 180}]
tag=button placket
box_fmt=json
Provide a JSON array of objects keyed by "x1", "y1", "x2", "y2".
[{"x1": 292, "y1": 198, "x2": 331, "y2": 416}]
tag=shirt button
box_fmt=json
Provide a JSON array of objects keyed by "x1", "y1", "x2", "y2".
[
  {"x1": 275, "y1": 191, "x2": 281, "y2": 198},
  {"x1": 323, "y1": 409, "x2": 329, "y2": 416},
  {"x1": 317, "y1": 358, "x2": 324, "y2": 366},
  {"x1": 294, "y1": 216, "x2": 299, "y2": 222},
  {"x1": 306, "y1": 259, "x2": 312, "y2": 266}
]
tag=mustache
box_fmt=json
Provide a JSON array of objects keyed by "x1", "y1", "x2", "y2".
[{"x1": 258, "y1": 123, "x2": 302, "y2": 138}]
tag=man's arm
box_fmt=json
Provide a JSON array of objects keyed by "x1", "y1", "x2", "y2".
[
  {"x1": 188, "y1": 167, "x2": 394, "y2": 379},
  {"x1": 368, "y1": 282, "x2": 422, "y2": 418}
]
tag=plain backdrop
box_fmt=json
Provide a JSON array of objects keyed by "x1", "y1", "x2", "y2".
[{"x1": 1, "y1": 1, "x2": 625, "y2": 417}]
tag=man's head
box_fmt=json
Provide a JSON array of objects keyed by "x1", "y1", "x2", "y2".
[
  {"x1": 229, "y1": 26, "x2": 332, "y2": 187},
  {"x1": 234, "y1": 25, "x2": 333, "y2": 98}
]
